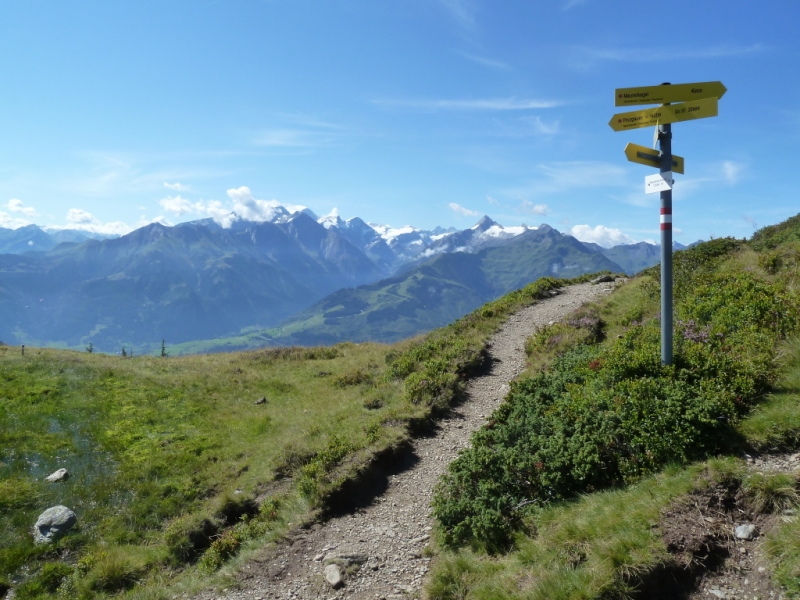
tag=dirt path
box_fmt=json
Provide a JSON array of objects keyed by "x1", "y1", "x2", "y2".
[{"x1": 196, "y1": 280, "x2": 619, "y2": 600}]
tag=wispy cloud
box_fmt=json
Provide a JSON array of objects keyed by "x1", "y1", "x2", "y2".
[
  {"x1": 503, "y1": 161, "x2": 628, "y2": 207},
  {"x1": 743, "y1": 215, "x2": 758, "y2": 230},
  {"x1": 164, "y1": 182, "x2": 189, "y2": 192},
  {"x1": 458, "y1": 51, "x2": 511, "y2": 70},
  {"x1": 563, "y1": 0, "x2": 591, "y2": 10},
  {"x1": 521, "y1": 201, "x2": 550, "y2": 215},
  {"x1": 373, "y1": 97, "x2": 562, "y2": 111},
  {"x1": 569, "y1": 43, "x2": 764, "y2": 67},
  {"x1": 449, "y1": 202, "x2": 480, "y2": 217},
  {"x1": 524, "y1": 116, "x2": 560, "y2": 135},
  {"x1": 253, "y1": 128, "x2": 337, "y2": 148},
  {"x1": 439, "y1": 0, "x2": 477, "y2": 31},
  {"x1": 722, "y1": 161, "x2": 744, "y2": 184}
]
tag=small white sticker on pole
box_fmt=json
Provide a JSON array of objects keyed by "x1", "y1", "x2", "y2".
[{"x1": 645, "y1": 171, "x2": 674, "y2": 194}]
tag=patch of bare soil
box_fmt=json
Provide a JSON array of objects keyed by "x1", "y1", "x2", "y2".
[{"x1": 636, "y1": 454, "x2": 800, "y2": 600}]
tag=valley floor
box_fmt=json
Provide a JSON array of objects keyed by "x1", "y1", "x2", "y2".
[{"x1": 193, "y1": 281, "x2": 619, "y2": 600}]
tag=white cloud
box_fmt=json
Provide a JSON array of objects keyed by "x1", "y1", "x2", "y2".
[
  {"x1": 486, "y1": 195, "x2": 499, "y2": 206},
  {"x1": 55, "y1": 208, "x2": 132, "y2": 235},
  {"x1": 449, "y1": 202, "x2": 480, "y2": 217},
  {"x1": 521, "y1": 201, "x2": 550, "y2": 215},
  {"x1": 570, "y1": 224, "x2": 637, "y2": 248},
  {"x1": 160, "y1": 195, "x2": 202, "y2": 216},
  {"x1": 164, "y1": 182, "x2": 189, "y2": 191},
  {"x1": 373, "y1": 97, "x2": 562, "y2": 111},
  {"x1": 0, "y1": 212, "x2": 34, "y2": 229},
  {"x1": 6, "y1": 199, "x2": 37, "y2": 216},
  {"x1": 67, "y1": 208, "x2": 96, "y2": 225},
  {"x1": 136, "y1": 215, "x2": 172, "y2": 228},
  {"x1": 227, "y1": 186, "x2": 309, "y2": 223}
]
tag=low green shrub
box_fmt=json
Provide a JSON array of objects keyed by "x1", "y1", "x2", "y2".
[
  {"x1": 297, "y1": 435, "x2": 356, "y2": 499},
  {"x1": 433, "y1": 266, "x2": 799, "y2": 549},
  {"x1": 388, "y1": 277, "x2": 564, "y2": 410}
]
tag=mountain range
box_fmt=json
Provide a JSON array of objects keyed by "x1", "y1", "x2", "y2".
[{"x1": 0, "y1": 212, "x2": 677, "y2": 353}]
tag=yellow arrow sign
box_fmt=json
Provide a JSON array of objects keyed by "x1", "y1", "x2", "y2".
[
  {"x1": 609, "y1": 97, "x2": 718, "y2": 132},
  {"x1": 624, "y1": 143, "x2": 685, "y2": 174},
  {"x1": 615, "y1": 81, "x2": 727, "y2": 106}
]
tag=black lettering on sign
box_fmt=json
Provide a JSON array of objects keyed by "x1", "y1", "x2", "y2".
[
  {"x1": 691, "y1": 88, "x2": 703, "y2": 93},
  {"x1": 689, "y1": 106, "x2": 699, "y2": 112}
]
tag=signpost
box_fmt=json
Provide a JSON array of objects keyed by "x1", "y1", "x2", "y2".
[
  {"x1": 645, "y1": 171, "x2": 674, "y2": 194},
  {"x1": 615, "y1": 81, "x2": 727, "y2": 106},
  {"x1": 609, "y1": 97, "x2": 718, "y2": 132},
  {"x1": 624, "y1": 143, "x2": 684, "y2": 174},
  {"x1": 610, "y1": 81, "x2": 725, "y2": 365}
]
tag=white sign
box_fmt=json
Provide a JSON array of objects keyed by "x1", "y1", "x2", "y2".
[{"x1": 645, "y1": 171, "x2": 674, "y2": 194}]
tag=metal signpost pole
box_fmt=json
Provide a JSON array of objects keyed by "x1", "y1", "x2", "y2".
[
  {"x1": 612, "y1": 79, "x2": 726, "y2": 365},
  {"x1": 658, "y1": 120, "x2": 673, "y2": 365}
]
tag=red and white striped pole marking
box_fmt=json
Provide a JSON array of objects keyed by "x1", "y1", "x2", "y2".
[{"x1": 660, "y1": 207, "x2": 672, "y2": 230}]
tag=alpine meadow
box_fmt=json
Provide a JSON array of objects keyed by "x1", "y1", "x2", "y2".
[{"x1": 1, "y1": 212, "x2": 800, "y2": 599}]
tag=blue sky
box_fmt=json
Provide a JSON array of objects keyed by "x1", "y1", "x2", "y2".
[{"x1": 0, "y1": 0, "x2": 797, "y2": 246}]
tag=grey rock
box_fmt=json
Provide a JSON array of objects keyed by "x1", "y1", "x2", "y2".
[
  {"x1": 254, "y1": 397, "x2": 267, "y2": 405},
  {"x1": 324, "y1": 563, "x2": 344, "y2": 588},
  {"x1": 44, "y1": 468, "x2": 70, "y2": 483},
  {"x1": 735, "y1": 523, "x2": 757, "y2": 540},
  {"x1": 325, "y1": 548, "x2": 368, "y2": 566},
  {"x1": 33, "y1": 505, "x2": 77, "y2": 544},
  {"x1": 591, "y1": 274, "x2": 615, "y2": 284}
]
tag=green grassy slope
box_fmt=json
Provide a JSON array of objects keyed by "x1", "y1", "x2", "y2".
[
  {"x1": 425, "y1": 215, "x2": 800, "y2": 599},
  {"x1": 0, "y1": 264, "x2": 593, "y2": 598},
  {"x1": 175, "y1": 225, "x2": 622, "y2": 354}
]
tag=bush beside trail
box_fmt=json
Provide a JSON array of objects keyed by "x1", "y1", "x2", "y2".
[{"x1": 432, "y1": 241, "x2": 800, "y2": 550}]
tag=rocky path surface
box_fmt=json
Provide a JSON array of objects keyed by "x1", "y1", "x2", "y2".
[{"x1": 196, "y1": 281, "x2": 619, "y2": 600}]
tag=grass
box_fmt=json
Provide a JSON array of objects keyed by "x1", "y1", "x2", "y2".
[
  {"x1": 0, "y1": 270, "x2": 599, "y2": 598},
  {"x1": 425, "y1": 221, "x2": 800, "y2": 599},
  {"x1": 427, "y1": 461, "x2": 728, "y2": 600},
  {"x1": 0, "y1": 341, "x2": 403, "y2": 597}
]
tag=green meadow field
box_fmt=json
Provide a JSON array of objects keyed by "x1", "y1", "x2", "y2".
[{"x1": 3, "y1": 213, "x2": 800, "y2": 599}]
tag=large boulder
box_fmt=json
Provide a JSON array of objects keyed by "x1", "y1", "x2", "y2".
[{"x1": 33, "y1": 506, "x2": 77, "y2": 544}]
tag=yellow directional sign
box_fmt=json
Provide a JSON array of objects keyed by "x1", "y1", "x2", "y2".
[
  {"x1": 609, "y1": 97, "x2": 718, "y2": 132},
  {"x1": 615, "y1": 81, "x2": 727, "y2": 106},
  {"x1": 624, "y1": 143, "x2": 685, "y2": 174}
]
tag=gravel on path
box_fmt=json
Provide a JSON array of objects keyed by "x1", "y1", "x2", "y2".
[{"x1": 195, "y1": 280, "x2": 620, "y2": 600}]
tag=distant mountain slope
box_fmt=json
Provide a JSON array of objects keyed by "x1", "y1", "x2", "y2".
[
  {"x1": 0, "y1": 224, "x2": 109, "y2": 254},
  {"x1": 218, "y1": 224, "x2": 623, "y2": 348},
  {"x1": 597, "y1": 241, "x2": 662, "y2": 275},
  {"x1": 0, "y1": 218, "x2": 386, "y2": 351}
]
